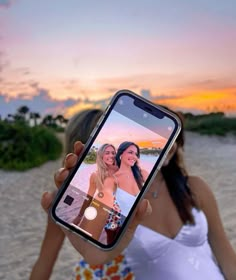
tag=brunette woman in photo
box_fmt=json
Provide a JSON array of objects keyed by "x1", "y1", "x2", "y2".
[{"x1": 103, "y1": 141, "x2": 149, "y2": 243}]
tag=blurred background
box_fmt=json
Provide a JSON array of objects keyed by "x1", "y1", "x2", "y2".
[{"x1": 0, "y1": 1, "x2": 236, "y2": 279}]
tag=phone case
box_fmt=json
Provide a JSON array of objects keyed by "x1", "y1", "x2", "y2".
[{"x1": 51, "y1": 89, "x2": 181, "y2": 250}]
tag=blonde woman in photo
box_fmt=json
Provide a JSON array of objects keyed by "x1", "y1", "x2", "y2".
[{"x1": 73, "y1": 143, "x2": 120, "y2": 240}]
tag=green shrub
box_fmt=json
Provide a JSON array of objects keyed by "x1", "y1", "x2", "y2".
[
  {"x1": 185, "y1": 113, "x2": 236, "y2": 136},
  {"x1": 84, "y1": 148, "x2": 97, "y2": 164},
  {"x1": 0, "y1": 121, "x2": 63, "y2": 170}
]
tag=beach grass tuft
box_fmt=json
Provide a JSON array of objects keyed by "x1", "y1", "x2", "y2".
[{"x1": 0, "y1": 120, "x2": 63, "y2": 171}]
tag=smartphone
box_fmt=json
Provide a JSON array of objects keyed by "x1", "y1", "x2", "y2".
[{"x1": 51, "y1": 89, "x2": 181, "y2": 250}]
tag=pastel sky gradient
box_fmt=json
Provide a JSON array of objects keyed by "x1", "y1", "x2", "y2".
[
  {"x1": 95, "y1": 111, "x2": 167, "y2": 149},
  {"x1": 1, "y1": 0, "x2": 236, "y2": 115}
]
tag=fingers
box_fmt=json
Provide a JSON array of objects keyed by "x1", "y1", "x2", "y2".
[
  {"x1": 74, "y1": 141, "x2": 84, "y2": 156},
  {"x1": 54, "y1": 141, "x2": 84, "y2": 189},
  {"x1": 64, "y1": 153, "x2": 78, "y2": 169},
  {"x1": 54, "y1": 153, "x2": 77, "y2": 188},
  {"x1": 123, "y1": 199, "x2": 152, "y2": 242},
  {"x1": 136, "y1": 199, "x2": 152, "y2": 219},
  {"x1": 131, "y1": 199, "x2": 152, "y2": 226},
  {"x1": 41, "y1": 191, "x2": 56, "y2": 212},
  {"x1": 54, "y1": 167, "x2": 69, "y2": 188}
]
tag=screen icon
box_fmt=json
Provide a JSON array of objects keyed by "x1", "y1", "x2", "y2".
[{"x1": 84, "y1": 206, "x2": 98, "y2": 220}]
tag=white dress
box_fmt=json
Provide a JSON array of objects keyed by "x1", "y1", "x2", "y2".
[
  {"x1": 124, "y1": 208, "x2": 225, "y2": 279},
  {"x1": 73, "y1": 208, "x2": 225, "y2": 279}
]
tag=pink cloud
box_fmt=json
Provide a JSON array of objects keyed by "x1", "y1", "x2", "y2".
[{"x1": 0, "y1": 0, "x2": 14, "y2": 9}]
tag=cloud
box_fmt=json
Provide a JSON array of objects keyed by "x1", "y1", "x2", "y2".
[
  {"x1": 64, "y1": 96, "x2": 112, "y2": 117},
  {"x1": 0, "y1": 0, "x2": 14, "y2": 9},
  {"x1": 0, "y1": 88, "x2": 80, "y2": 118},
  {"x1": 0, "y1": 51, "x2": 10, "y2": 73},
  {"x1": 186, "y1": 78, "x2": 236, "y2": 90},
  {"x1": 140, "y1": 89, "x2": 152, "y2": 100},
  {"x1": 14, "y1": 67, "x2": 31, "y2": 76}
]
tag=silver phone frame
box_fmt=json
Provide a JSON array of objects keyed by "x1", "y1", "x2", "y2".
[{"x1": 50, "y1": 89, "x2": 182, "y2": 250}]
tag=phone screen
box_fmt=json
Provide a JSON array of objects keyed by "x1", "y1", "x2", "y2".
[{"x1": 52, "y1": 92, "x2": 180, "y2": 249}]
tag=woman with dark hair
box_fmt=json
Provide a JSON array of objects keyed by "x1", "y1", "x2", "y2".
[
  {"x1": 103, "y1": 141, "x2": 149, "y2": 243},
  {"x1": 36, "y1": 110, "x2": 236, "y2": 279},
  {"x1": 115, "y1": 141, "x2": 147, "y2": 190}
]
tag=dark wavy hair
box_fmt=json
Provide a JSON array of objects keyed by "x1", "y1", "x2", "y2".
[
  {"x1": 161, "y1": 110, "x2": 198, "y2": 224},
  {"x1": 115, "y1": 141, "x2": 144, "y2": 190}
]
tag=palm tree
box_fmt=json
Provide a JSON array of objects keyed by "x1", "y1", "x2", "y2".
[
  {"x1": 6, "y1": 114, "x2": 14, "y2": 123},
  {"x1": 30, "y1": 112, "x2": 41, "y2": 126},
  {"x1": 42, "y1": 115, "x2": 54, "y2": 127},
  {"x1": 17, "y1": 105, "x2": 30, "y2": 122},
  {"x1": 54, "y1": 114, "x2": 65, "y2": 127}
]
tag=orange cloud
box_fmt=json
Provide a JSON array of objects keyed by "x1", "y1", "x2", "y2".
[
  {"x1": 65, "y1": 102, "x2": 102, "y2": 118},
  {"x1": 153, "y1": 88, "x2": 236, "y2": 114},
  {"x1": 137, "y1": 139, "x2": 166, "y2": 149}
]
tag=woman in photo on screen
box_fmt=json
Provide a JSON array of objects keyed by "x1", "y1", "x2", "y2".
[
  {"x1": 72, "y1": 143, "x2": 121, "y2": 241},
  {"x1": 72, "y1": 143, "x2": 118, "y2": 224},
  {"x1": 103, "y1": 141, "x2": 149, "y2": 243}
]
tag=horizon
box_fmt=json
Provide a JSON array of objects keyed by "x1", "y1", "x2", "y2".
[{"x1": 1, "y1": 1, "x2": 236, "y2": 117}]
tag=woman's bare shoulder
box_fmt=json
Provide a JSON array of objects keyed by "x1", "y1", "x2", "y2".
[
  {"x1": 90, "y1": 172, "x2": 97, "y2": 180},
  {"x1": 141, "y1": 168, "x2": 149, "y2": 180},
  {"x1": 187, "y1": 175, "x2": 215, "y2": 208}
]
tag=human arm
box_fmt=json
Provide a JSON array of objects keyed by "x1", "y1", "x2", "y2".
[
  {"x1": 29, "y1": 153, "x2": 78, "y2": 280},
  {"x1": 141, "y1": 169, "x2": 149, "y2": 181},
  {"x1": 42, "y1": 141, "x2": 152, "y2": 265},
  {"x1": 189, "y1": 176, "x2": 236, "y2": 280},
  {"x1": 29, "y1": 190, "x2": 67, "y2": 280},
  {"x1": 73, "y1": 173, "x2": 97, "y2": 224},
  {"x1": 29, "y1": 216, "x2": 65, "y2": 280}
]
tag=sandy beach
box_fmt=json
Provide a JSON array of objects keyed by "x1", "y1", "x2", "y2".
[{"x1": 0, "y1": 132, "x2": 236, "y2": 280}]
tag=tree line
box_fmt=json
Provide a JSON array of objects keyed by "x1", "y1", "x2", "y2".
[{"x1": 2, "y1": 105, "x2": 68, "y2": 131}]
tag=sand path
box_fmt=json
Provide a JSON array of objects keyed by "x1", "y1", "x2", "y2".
[{"x1": 0, "y1": 132, "x2": 235, "y2": 280}]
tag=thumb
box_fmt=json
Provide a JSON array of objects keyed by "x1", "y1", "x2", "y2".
[
  {"x1": 136, "y1": 198, "x2": 152, "y2": 220},
  {"x1": 123, "y1": 199, "x2": 152, "y2": 242}
]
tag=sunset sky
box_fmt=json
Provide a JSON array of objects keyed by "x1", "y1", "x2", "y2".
[
  {"x1": 95, "y1": 111, "x2": 168, "y2": 149},
  {"x1": 1, "y1": 0, "x2": 236, "y2": 116}
]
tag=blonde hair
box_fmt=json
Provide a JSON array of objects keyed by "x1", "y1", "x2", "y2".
[
  {"x1": 95, "y1": 144, "x2": 116, "y2": 190},
  {"x1": 64, "y1": 109, "x2": 116, "y2": 192}
]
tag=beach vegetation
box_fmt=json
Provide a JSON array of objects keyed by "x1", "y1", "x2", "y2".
[
  {"x1": 84, "y1": 148, "x2": 97, "y2": 164},
  {"x1": 0, "y1": 119, "x2": 63, "y2": 171},
  {"x1": 140, "y1": 148, "x2": 161, "y2": 156},
  {"x1": 184, "y1": 112, "x2": 236, "y2": 136}
]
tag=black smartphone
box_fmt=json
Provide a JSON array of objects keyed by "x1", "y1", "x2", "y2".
[{"x1": 51, "y1": 89, "x2": 181, "y2": 250}]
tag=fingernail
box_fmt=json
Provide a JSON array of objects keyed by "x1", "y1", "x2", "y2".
[
  {"x1": 74, "y1": 141, "x2": 84, "y2": 152},
  {"x1": 65, "y1": 153, "x2": 75, "y2": 161},
  {"x1": 58, "y1": 167, "x2": 68, "y2": 177}
]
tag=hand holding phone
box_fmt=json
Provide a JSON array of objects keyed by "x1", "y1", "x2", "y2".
[
  {"x1": 51, "y1": 90, "x2": 181, "y2": 250},
  {"x1": 43, "y1": 141, "x2": 152, "y2": 265}
]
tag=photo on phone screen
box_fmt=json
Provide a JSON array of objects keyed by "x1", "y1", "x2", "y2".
[{"x1": 51, "y1": 91, "x2": 181, "y2": 249}]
